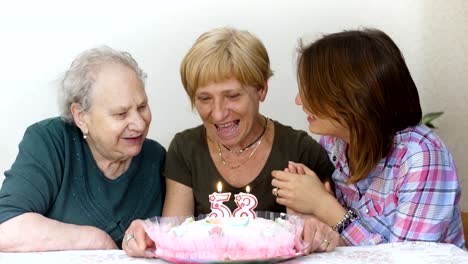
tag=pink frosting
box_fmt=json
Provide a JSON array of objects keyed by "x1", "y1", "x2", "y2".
[{"x1": 146, "y1": 217, "x2": 300, "y2": 261}]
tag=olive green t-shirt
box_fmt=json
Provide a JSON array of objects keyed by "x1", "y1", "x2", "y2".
[
  {"x1": 165, "y1": 120, "x2": 334, "y2": 216},
  {"x1": 0, "y1": 117, "x2": 166, "y2": 247}
]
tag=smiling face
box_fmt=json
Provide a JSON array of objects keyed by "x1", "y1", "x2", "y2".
[
  {"x1": 295, "y1": 93, "x2": 349, "y2": 142},
  {"x1": 194, "y1": 78, "x2": 266, "y2": 148},
  {"x1": 74, "y1": 63, "x2": 151, "y2": 163}
]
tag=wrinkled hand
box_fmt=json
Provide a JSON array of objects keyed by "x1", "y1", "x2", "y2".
[
  {"x1": 122, "y1": 219, "x2": 155, "y2": 258},
  {"x1": 272, "y1": 161, "x2": 332, "y2": 215},
  {"x1": 302, "y1": 215, "x2": 339, "y2": 253},
  {"x1": 88, "y1": 226, "x2": 118, "y2": 249}
]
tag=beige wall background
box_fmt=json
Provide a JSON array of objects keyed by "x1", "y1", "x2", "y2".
[
  {"x1": 0, "y1": 0, "x2": 467, "y2": 210},
  {"x1": 418, "y1": 2, "x2": 468, "y2": 211}
]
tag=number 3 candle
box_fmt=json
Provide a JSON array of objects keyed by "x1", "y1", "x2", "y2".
[{"x1": 233, "y1": 185, "x2": 258, "y2": 218}]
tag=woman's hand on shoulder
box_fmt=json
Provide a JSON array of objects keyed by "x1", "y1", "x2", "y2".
[{"x1": 122, "y1": 219, "x2": 155, "y2": 258}]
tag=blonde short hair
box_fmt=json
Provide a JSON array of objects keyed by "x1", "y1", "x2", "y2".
[{"x1": 180, "y1": 27, "x2": 273, "y2": 107}]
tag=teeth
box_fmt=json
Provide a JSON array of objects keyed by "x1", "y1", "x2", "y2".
[
  {"x1": 215, "y1": 121, "x2": 239, "y2": 135},
  {"x1": 217, "y1": 121, "x2": 236, "y2": 128}
]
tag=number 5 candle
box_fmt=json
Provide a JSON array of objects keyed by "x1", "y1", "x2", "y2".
[{"x1": 208, "y1": 182, "x2": 232, "y2": 218}]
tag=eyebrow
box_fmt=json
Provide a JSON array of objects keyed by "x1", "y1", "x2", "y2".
[
  {"x1": 195, "y1": 88, "x2": 243, "y2": 96},
  {"x1": 110, "y1": 106, "x2": 130, "y2": 113},
  {"x1": 110, "y1": 99, "x2": 148, "y2": 113}
]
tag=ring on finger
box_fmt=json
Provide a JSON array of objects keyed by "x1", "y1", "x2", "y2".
[
  {"x1": 322, "y1": 238, "x2": 331, "y2": 247},
  {"x1": 125, "y1": 233, "x2": 135, "y2": 246},
  {"x1": 272, "y1": 187, "x2": 279, "y2": 197}
]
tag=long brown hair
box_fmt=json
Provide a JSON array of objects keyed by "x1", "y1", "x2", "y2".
[{"x1": 297, "y1": 29, "x2": 422, "y2": 183}]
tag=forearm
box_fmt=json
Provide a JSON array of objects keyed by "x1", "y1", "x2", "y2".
[
  {"x1": 315, "y1": 196, "x2": 387, "y2": 246},
  {"x1": 311, "y1": 195, "x2": 380, "y2": 247},
  {"x1": 312, "y1": 193, "x2": 347, "y2": 226},
  {"x1": 162, "y1": 179, "x2": 194, "y2": 217},
  {"x1": 0, "y1": 212, "x2": 113, "y2": 252}
]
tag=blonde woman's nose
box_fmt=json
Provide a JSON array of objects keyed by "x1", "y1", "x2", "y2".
[{"x1": 211, "y1": 99, "x2": 229, "y2": 121}]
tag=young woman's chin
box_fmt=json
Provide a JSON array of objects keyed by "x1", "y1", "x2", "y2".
[
  {"x1": 308, "y1": 127, "x2": 321, "y2": 135},
  {"x1": 307, "y1": 121, "x2": 328, "y2": 136}
]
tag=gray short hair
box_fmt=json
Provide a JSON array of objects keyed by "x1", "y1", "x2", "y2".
[{"x1": 59, "y1": 45, "x2": 147, "y2": 124}]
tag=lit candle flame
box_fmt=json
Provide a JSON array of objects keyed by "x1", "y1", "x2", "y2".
[
  {"x1": 217, "y1": 181, "x2": 222, "y2": 193},
  {"x1": 246, "y1": 185, "x2": 250, "y2": 193}
]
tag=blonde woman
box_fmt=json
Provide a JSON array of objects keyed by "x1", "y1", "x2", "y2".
[{"x1": 124, "y1": 27, "x2": 339, "y2": 257}]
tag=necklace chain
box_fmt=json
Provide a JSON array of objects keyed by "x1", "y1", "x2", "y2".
[
  {"x1": 216, "y1": 119, "x2": 268, "y2": 169},
  {"x1": 217, "y1": 139, "x2": 263, "y2": 169},
  {"x1": 222, "y1": 116, "x2": 268, "y2": 154}
]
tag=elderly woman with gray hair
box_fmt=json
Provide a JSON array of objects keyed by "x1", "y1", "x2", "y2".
[{"x1": 0, "y1": 46, "x2": 165, "y2": 251}]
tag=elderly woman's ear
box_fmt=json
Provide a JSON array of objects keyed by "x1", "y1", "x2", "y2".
[{"x1": 70, "y1": 102, "x2": 89, "y2": 136}]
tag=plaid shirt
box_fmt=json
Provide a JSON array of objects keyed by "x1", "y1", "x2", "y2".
[{"x1": 320, "y1": 124, "x2": 465, "y2": 248}]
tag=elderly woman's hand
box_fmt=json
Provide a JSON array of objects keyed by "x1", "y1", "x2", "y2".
[
  {"x1": 88, "y1": 226, "x2": 119, "y2": 249},
  {"x1": 272, "y1": 161, "x2": 332, "y2": 215},
  {"x1": 122, "y1": 219, "x2": 155, "y2": 258},
  {"x1": 302, "y1": 215, "x2": 340, "y2": 253}
]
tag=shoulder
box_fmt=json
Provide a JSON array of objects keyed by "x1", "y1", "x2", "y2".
[
  {"x1": 393, "y1": 124, "x2": 451, "y2": 160},
  {"x1": 139, "y1": 138, "x2": 167, "y2": 170},
  {"x1": 272, "y1": 120, "x2": 334, "y2": 180},
  {"x1": 272, "y1": 120, "x2": 324, "y2": 153},
  {"x1": 273, "y1": 120, "x2": 307, "y2": 136},
  {"x1": 142, "y1": 138, "x2": 166, "y2": 154},
  {"x1": 273, "y1": 120, "x2": 316, "y2": 144},
  {"x1": 23, "y1": 117, "x2": 77, "y2": 143},
  {"x1": 395, "y1": 124, "x2": 446, "y2": 149},
  {"x1": 28, "y1": 117, "x2": 70, "y2": 133},
  {"x1": 273, "y1": 120, "x2": 325, "y2": 153},
  {"x1": 390, "y1": 124, "x2": 456, "y2": 177},
  {"x1": 172, "y1": 125, "x2": 205, "y2": 141},
  {"x1": 141, "y1": 138, "x2": 166, "y2": 167},
  {"x1": 169, "y1": 125, "x2": 205, "y2": 150},
  {"x1": 390, "y1": 124, "x2": 459, "y2": 191}
]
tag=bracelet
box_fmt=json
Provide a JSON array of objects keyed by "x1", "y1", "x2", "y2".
[{"x1": 332, "y1": 208, "x2": 358, "y2": 234}]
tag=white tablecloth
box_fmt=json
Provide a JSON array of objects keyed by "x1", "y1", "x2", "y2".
[{"x1": 1, "y1": 242, "x2": 467, "y2": 264}]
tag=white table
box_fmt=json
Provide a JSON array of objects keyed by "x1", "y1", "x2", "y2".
[{"x1": 1, "y1": 242, "x2": 467, "y2": 264}]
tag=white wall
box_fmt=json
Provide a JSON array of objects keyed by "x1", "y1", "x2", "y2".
[{"x1": 0, "y1": 0, "x2": 467, "y2": 210}]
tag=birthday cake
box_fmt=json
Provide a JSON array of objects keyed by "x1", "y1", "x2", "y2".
[{"x1": 144, "y1": 213, "x2": 304, "y2": 261}]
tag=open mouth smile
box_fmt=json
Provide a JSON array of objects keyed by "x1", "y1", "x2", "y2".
[{"x1": 215, "y1": 120, "x2": 239, "y2": 136}]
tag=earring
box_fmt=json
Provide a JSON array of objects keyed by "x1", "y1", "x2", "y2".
[{"x1": 83, "y1": 134, "x2": 88, "y2": 139}]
